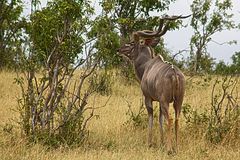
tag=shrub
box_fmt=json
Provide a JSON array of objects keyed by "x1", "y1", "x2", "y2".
[
  {"x1": 15, "y1": 66, "x2": 99, "y2": 147},
  {"x1": 183, "y1": 76, "x2": 240, "y2": 145}
]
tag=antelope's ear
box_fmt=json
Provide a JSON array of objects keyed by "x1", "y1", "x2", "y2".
[
  {"x1": 146, "y1": 38, "x2": 160, "y2": 47},
  {"x1": 132, "y1": 32, "x2": 139, "y2": 43}
]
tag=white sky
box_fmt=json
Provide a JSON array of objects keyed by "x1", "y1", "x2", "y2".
[
  {"x1": 161, "y1": 0, "x2": 240, "y2": 64},
  {"x1": 23, "y1": 0, "x2": 240, "y2": 63}
]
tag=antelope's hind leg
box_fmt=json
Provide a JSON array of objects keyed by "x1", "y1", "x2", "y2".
[
  {"x1": 159, "y1": 104, "x2": 164, "y2": 145},
  {"x1": 160, "y1": 102, "x2": 173, "y2": 154},
  {"x1": 173, "y1": 99, "x2": 183, "y2": 153}
]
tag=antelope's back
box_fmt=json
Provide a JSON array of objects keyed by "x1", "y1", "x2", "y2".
[{"x1": 141, "y1": 57, "x2": 185, "y2": 103}]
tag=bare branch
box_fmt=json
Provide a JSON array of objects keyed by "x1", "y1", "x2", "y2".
[{"x1": 172, "y1": 49, "x2": 190, "y2": 61}]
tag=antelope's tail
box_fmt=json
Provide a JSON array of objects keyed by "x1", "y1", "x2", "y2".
[{"x1": 171, "y1": 67, "x2": 179, "y2": 102}]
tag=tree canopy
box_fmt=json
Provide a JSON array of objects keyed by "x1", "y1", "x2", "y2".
[{"x1": 0, "y1": 0, "x2": 238, "y2": 74}]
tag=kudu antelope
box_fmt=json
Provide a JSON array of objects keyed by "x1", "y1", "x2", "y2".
[{"x1": 117, "y1": 15, "x2": 190, "y2": 153}]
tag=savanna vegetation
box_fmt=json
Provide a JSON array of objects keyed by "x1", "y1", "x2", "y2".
[{"x1": 0, "y1": 0, "x2": 239, "y2": 159}]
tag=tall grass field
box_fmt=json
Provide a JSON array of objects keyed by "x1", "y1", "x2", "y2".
[{"x1": 0, "y1": 70, "x2": 239, "y2": 160}]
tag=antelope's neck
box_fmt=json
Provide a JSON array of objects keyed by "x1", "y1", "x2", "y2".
[{"x1": 133, "y1": 47, "x2": 152, "y2": 81}]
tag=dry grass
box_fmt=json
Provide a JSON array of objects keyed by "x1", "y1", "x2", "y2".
[{"x1": 0, "y1": 70, "x2": 239, "y2": 160}]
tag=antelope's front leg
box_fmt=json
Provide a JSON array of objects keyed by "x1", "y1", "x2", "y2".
[{"x1": 145, "y1": 97, "x2": 153, "y2": 147}]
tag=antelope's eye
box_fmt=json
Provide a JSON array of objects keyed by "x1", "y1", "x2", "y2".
[{"x1": 140, "y1": 39, "x2": 145, "y2": 45}]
